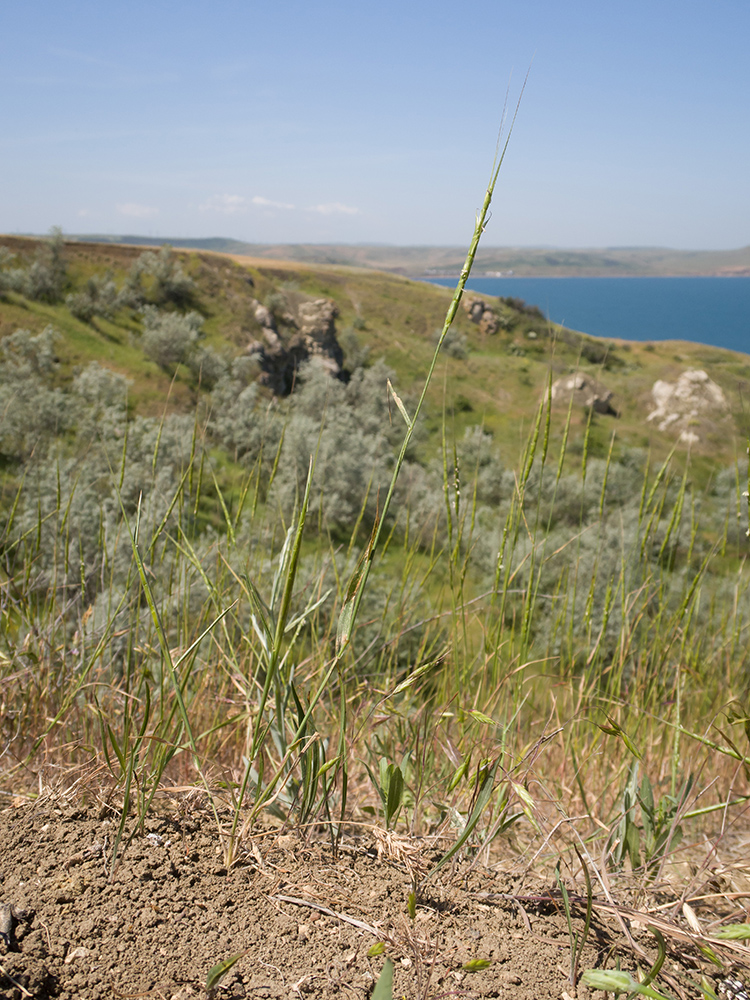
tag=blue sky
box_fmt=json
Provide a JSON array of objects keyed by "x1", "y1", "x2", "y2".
[{"x1": 1, "y1": 0, "x2": 748, "y2": 248}]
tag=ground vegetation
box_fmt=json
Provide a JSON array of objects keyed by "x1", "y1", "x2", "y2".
[{"x1": 1, "y1": 228, "x2": 750, "y2": 998}]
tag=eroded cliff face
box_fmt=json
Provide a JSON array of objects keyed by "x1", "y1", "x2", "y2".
[{"x1": 246, "y1": 294, "x2": 344, "y2": 394}]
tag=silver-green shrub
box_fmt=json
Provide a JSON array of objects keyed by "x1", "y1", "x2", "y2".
[
  {"x1": 7, "y1": 228, "x2": 68, "y2": 303},
  {"x1": 140, "y1": 306, "x2": 203, "y2": 372},
  {"x1": 209, "y1": 360, "x2": 281, "y2": 466},
  {"x1": 269, "y1": 359, "x2": 399, "y2": 531},
  {"x1": 124, "y1": 246, "x2": 195, "y2": 308},
  {"x1": 0, "y1": 327, "x2": 71, "y2": 459},
  {"x1": 66, "y1": 273, "x2": 120, "y2": 322}
]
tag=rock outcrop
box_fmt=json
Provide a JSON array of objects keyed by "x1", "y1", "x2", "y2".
[
  {"x1": 296, "y1": 299, "x2": 343, "y2": 376},
  {"x1": 550, "y1": 373, "x2": 617, "y2": 415},
  {"x1": 246, "y1": 295, "x2": 344, "y2": 394},
  {"x1": 462, "y1": 295, "x2": 500, "y2": 335},
  {"x1": 647, "y1": 369, "x2": 730, "y2": 445}
]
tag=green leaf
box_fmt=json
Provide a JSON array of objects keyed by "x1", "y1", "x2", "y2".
[
  {"x1": 407, "y1": 891, "x2": 416, "y2": 921},
  {"x1": 316, "y1": 757, "x2": 339, "y2": 778},
  {"x1": 462, "y1": 959, "x2": 492, "y2": 972},
  {"x1": 696, "y1": 942, "x2": 723, "y2": 967},
  {"x1": 372, "y1": 958, "x2": 394, "y2": 1000},
  {"x1": 581, "y1": 969, "x2": 673, "y2": 999},
  {"x1": 367, "y1": 942, "x2": 386, "y2": 957},
  {"x1": 385, "y1": 764, "x2": 404, "y2": 829},
  {"x1": 422, "y1": 757, "x2": 499, "y2": 885},
  {"x1": 582, "y1": 970, "x2": 634, "y2": 993},
  {"x1": 206, "y1": 954, "x2": 242, "y2": 993},
  {"x1": 596, "y1": 715, "x2": 643, "y2": 760},
  {"x1": 447, "y1": 757, "x2": 470, "y2": 793},
  {"x1": 713, "y1": 923, "x2": 750, "y2": 939}
]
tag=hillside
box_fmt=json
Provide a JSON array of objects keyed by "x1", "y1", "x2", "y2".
[
  {"x1": 51, "y1": 233, "x2": 750, "y2": 277},
  {"x1": 4, "y1": 235, "x2": 750, "y2": 1000},
  {"x1": 0, "y1": 234, "x2": 748, "y2": 476}
]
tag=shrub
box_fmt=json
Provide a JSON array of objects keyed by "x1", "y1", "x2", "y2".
[
  {"x1": 66, "y1": 273, "x2": 120, "y2": 322},
  {"x1": 434, "y1": 327, "x2": 468, "y2": 360},
  {"x1": 140, "y1": 306, "x2": 203, "y2": 371},
  {"x1": 499, "y1": 295, "x2": 545, "y2": 321},
  {"x1": 270, "y1": 359, "x2": 397, "y2": 531},
  {"x1": 209, "y1": 372, "x2": 279, "y2": 466},
  {"x1": 5, "y1": 228, "x2": 68, "y2": 303},
  {"x1": 188, "y1": 345, "x2": 229, "y2": 388},
  {"x1": 124, "y1": 246, "x2": 195, "y2": 308},
  {"x1": 0, "y1": 248, "x2": 21, "y2": 297},
  {"x1": 339, "y1": 327, "x2": 371, "y2": 372},
  {"x1": 456, "y1": 425, "x2": 506, "y2": 506},
  {"x1": 0, "y1": 327, "x2": 70, "y2": 459},
  {"x1": 72, "y1": 362, "x2": 130, "y2": 445}
]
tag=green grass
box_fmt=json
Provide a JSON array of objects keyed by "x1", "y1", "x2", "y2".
[
  {"x1": 3, "y1": 175, "x2": 750, "y2": 998},
  {"x1": 2, "y1": 233, "x2": 749, "y2": 469}
]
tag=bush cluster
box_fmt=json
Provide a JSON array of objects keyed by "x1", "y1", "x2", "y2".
[{"x1": 0, "y1": 229, "x2": 68, "y2": 303}]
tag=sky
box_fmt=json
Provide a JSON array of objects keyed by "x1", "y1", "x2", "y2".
[{"x1": 1, "y1": 0, "x2": 748, "y2": 249}]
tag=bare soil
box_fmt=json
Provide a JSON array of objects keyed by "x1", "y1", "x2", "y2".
[{"x1": 0, "y1": 797, "x2": 743, "y2": 1000}]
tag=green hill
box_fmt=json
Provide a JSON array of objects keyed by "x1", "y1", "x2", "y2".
[
  {"x1": 3, "y1": 232, "x2": 750, "y2": 928},
  {"x1": 1, "y1": 233, "x2": 748, "y2": 473}
]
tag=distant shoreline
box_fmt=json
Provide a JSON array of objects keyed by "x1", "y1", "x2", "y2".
[
  {"x1": 4, "y1": 232, "x2": 750, "y2": 280},
  {"x1": 421, "y1": 271, "x2": 750, "y2": 280}
]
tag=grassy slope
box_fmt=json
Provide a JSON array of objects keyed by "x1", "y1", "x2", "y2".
[
  {"x1": 6, "y1": 236, "x2": 750, "y2": 973},
  {"x1": 2, "y1": 235, "x2": 749, "y2": 473}
]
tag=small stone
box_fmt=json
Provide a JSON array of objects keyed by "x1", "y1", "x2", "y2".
[
  {"x1": 65, "y1": 946, "x2": 90, "y2": 964},
  {"x1": 497, "y1": 972, "x2": 521, "y2": 986}
]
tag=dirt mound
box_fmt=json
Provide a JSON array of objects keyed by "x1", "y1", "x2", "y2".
[{"x1": 0, "y1": 800, "x2": 746, "y2": 999}]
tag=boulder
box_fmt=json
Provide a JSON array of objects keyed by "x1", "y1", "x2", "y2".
[
  {"x1": 479, "y1": 311, "x2": 500, "y2": 336},
  {"x1": 550, "y1": 373, "x2": 617, "y2": 415},
  {"x1": 462, "y1": 296, "x2": 486, "y2": 323},
  {"x1": 647, "y1": 369, "x2": 729, "y2": 444},
  {"x1": 463, "y1": 295, "x2": 501, "y2": 334}
]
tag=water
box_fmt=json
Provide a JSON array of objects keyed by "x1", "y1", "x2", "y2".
[{"x1": 426, "y1": 277, "x2": 750, "y2": 353}]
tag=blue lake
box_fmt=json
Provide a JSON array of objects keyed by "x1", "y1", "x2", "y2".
[{"x1": 427, "y1": 277, "x2": 750, "y2": 354}]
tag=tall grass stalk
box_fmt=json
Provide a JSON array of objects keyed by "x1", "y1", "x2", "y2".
[{"x1": 3, "y1": 88, "x2": 750, "y2": 901}]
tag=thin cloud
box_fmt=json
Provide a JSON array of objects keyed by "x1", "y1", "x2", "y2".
[
  {"x1": 200, "y1": 194, "x2": 249, "y2": 215},
  {"x1": 252, "y1": 195, "x2": 295, "y2": 210},
  {"x1": 307, "y1": 202, "x2": 360, "y2": 216},
  {"x1": 116, "y1": 202, "x2": 158, "y2": 218}
]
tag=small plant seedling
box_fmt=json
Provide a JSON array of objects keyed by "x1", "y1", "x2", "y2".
[
  {"x1": 462, "y1": 959, "x2": 492, "y2": 972},
  {"x1": 372, "y1": 958, "x2": 394, "y2": 1000},
  {"x1": 581, "y1": 969, "x2": 673, "y2": 999},
  {"x1": 206, "y1": 953, "x2": 243, "y2": 997},
  {"x1": 364, "y1": 758, "x2": 405, "y2": 830}
]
